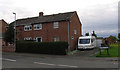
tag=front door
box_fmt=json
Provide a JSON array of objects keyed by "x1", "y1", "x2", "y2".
[{"x1": 37, "y1": 38, "x2": 42, "y2": 42}]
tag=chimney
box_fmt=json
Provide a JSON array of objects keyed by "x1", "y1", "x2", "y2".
[{"x1": 39, "y1": 12, "x2": 44, "y2": 16}]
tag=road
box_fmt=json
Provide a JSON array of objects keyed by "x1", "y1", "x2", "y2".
[{"x1": 1, "y1": 51, "x2": 119, "y2": 69}]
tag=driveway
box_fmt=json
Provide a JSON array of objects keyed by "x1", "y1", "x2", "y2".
[{"x1": 71, "y1": 47, "x2": 99, "y2": 57}]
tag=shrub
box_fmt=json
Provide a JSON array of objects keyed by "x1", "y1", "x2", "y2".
[{"x1": 16, "y1": 40, "x2": 68, "y2": 55}]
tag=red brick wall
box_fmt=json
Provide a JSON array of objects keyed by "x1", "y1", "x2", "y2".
[
  {"x1": 69, "y1": 12, "x2": 82, "y2": 50},
  {"x1": 0, "y1": 20, "x2": 8, "y2": 33},
  {"x1": 0, "y1": 20, "x2": 13, "y2": 52},
  {"x1": 17, "y1": 21, "x2": 68, "y2": 42},
  {"x1": 2, "y1": 20, "x2": 8, "y2": 33},
  {"x1": 2, "y1": 46, "x2": 14, "y2": 52}
]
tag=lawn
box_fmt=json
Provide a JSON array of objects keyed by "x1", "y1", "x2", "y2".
[{"x1": 94, "y1": 43, "x2": 119, "y2": 57}]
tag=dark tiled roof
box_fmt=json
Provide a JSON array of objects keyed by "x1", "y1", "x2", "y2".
[{"x1": 13, "y1": 11, "x2": 75, "y2": 26}]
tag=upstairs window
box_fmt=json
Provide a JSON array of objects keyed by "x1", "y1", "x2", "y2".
[
  {"x1": 34, "y1": 24, "x2": 42, "y2": 30},
  {"x1": 24, "y1": 25, "x2": 32, "y2": 31},
  {"x1": 54, "y1": 22, "x2": 59, "y2": 28},
  {"x1": 74, "y1": 29, "x2": 77, "y2": 34}
]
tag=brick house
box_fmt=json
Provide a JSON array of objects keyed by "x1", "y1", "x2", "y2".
[
  {"x1": 13, "y1": 11, "x2": 82, "y2": 50},
  {"x1": 0, "y1": 19, "x2": 15, "y2": 52},
  {"x1": 0, "y1": 19, "x2": 8, "y2": 46}
]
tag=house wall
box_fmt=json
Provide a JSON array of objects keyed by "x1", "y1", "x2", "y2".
[
  {"x1": 0, "y1": 20, "x2": 2, "y2": 34},
  {"x1": 69, "y1": 12, "x2": 82, "y2": 50},
  {"x1": 0, "y1": 20, "x2": 8, "y2": 46},
  {"x1": 2, "y1": 46, "x2": 14, "y2": 52},
  {"x1": 16, "y1": 12, "x2": 82, "y2": 51},
  {"x1": 17, "y1": 21, "x2": 68, "y2": 42},
  {"x1": 2, "y1": 20, "x2": 8, "y2": 33},
  {"x1": 0, "y1": 20, "x2": 2, "y2": 47},
  {"x1": 0, "y1": 20, "x2": 14, "y2": 52}
]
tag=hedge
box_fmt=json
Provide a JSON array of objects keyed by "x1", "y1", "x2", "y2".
[{"x1": 16, "y1": 40, "x2": 68, "y2": 55}]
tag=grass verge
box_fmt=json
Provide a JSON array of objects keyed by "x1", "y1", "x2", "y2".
[
  {"x1": 93, "y1": 43, "x2": 119, "y2": 57},
  {"x1": 67, "y1": 50, "x2": 77, "y2": 55}
]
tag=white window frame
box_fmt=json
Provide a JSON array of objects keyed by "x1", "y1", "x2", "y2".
[
  {"x1": 74, "y1": 29, "x2": 77, "y2": 34},
  {"x1": 34, "y1": 24, "x2": 42, "y2": 30},
  {"x1": 24, "y1": 37, "x2": 32, "y2": 40},
  {"x1": 34, "y1": 37, "x2": 42, "y2": 42},
  {"x1": 24, "y1": 25, "x2": 32, "y2": 31},
  {"x1": 54, "y1": 22, "x2": 59, "y2": 28},
  {"x1": 54, "y1": 37, "x2": 59, "y2": 42}
]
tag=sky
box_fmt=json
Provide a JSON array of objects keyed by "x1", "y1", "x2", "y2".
[{"x1": 0, "y1": 0, "x2": 119, "y2": 38}]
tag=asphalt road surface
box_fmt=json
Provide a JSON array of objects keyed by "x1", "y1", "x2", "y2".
[
  {"x1": 1, "y1": 51, "x2": 119, "y2": 69},
  {"x1": 74, "y1": 48, "x2": 99, "y2": 56}
]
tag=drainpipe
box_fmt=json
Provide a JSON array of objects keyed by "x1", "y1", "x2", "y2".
[{"x1": 67, "y1": 20, "x2": 70, "y2": 51}]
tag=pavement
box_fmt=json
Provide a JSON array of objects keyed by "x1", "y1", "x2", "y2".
[{"x1": 1, "y1": 51, "x2": 119, "y2": 69}]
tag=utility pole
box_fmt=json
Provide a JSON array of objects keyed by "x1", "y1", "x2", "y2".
[{"x1": 13, "y1": 12, "x2": 16, "y2": 52}]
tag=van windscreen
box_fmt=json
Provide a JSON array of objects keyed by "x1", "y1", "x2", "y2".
[{"x1": 79, "y1": 39, "x2": 90, "y2": 44}]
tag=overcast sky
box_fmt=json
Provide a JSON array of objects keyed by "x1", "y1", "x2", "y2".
[{"x1": 0, "y1": 0, "x2": 119, "y2": 38}]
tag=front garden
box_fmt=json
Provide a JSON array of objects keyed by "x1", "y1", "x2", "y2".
[
  {"x1": 94, "y1": 43, "x2": 119, "y2": 57},
  {"x1": 16, "y1": 40, "x2": 68, "y2": 55}
]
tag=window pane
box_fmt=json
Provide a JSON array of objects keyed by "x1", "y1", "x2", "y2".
[
  {"x1": 37, "y1": 26, "x2": 39, "y2": 29},
  {"x1": 54, "y1": 37, "x2": 59, "y2": 42},
  {"x1": 25, "y1": 27, "x2": 26, "y2": 30},
  {"x1": 30, "y1": 26, "x2": 32, "y2": 30},
  {"x1": 40, "y1": 24, "x2": 42, "y2": 29},
  {"x1": 79, "y1": 39, "x2": 90, "y2": 44},
  {"x1": 24, "y1": 25, "x2": 32, "y2": 31},
  {"x1": 54, "y1": 22, "x2": 59, "y2": 28},
  {"x1": 74, "y1": 29, "x2": 77, "y2": 34},
  {"x1": 27, "y1": 27, "x2": 29, "y2": 30},
  {"x1": 34, "y1": 24, "x2": 42, "y2": 30}
]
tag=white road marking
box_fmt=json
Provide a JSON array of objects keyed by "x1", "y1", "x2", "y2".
[
  {"x1": 0, "y1": 58, "x2": 16, "y2": 62},
  {"x1": 113, "y1": 62, "x2": 118, "y2": 64},
  {"x1": 34, "y1": 62, "x2": 78, "y2": 68},
  {"x1": 34, "y1": 62, "x2": 55, "y2": 66},
  {"x1": 57, "y1": 64, "x2": 78, "y2": 68}
]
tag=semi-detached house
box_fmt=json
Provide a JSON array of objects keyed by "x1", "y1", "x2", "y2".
[
  {"x1": 13, "y1": 11, "x2": 82, "y2": 50},
  {"x1": 0, "y1": 19, "x2": 8, "y2": 46}
]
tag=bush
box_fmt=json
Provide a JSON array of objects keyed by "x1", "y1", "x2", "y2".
[{"x1": 16, "y1": 40, "x2": 68, "y2": 55}]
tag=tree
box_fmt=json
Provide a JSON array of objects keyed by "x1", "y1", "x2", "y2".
[
  {"x1": 3, "y1": 23, "x2": 14, "y2": 43},
  {"x1": 118, "y1": 33, "x2": 120, "y2": 40},
  {"x1": 108, "y1": 35, "x2": 117, "y2": 43},
  {"x1": 92, "y1": 30, "x2": 97, "y2": 37}
]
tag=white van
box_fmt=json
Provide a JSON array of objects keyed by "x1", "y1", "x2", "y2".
[{"x1": 78, "y1": 36, "x2": 96, "y2": 49}]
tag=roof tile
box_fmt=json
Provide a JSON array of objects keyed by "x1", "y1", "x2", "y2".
[{"x1": 13, "y1": 11, "x2": 75, "y2": 26}]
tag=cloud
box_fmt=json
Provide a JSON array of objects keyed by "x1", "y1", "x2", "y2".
[
  {"x1": 0, "y1": 0, "x2": 34, "y2": 23},
  {"x1": 0, "y1": 0, "x2": 119, "y2": 38},
  {"x1": 80, "y1": 2, "x2": 118, "y2": 37}
]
